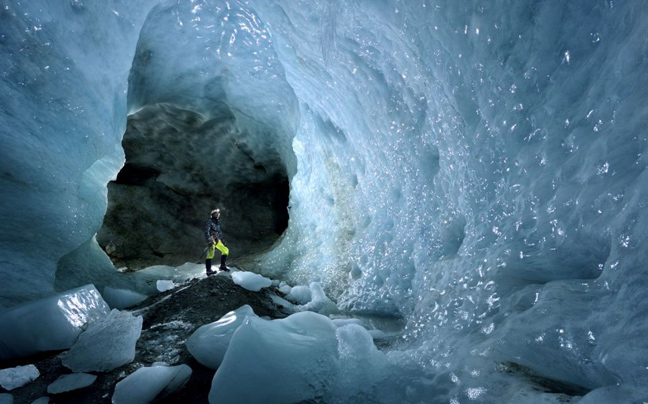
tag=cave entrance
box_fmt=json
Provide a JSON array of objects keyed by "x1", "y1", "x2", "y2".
[{"x1": 97, "y1": 103, "x2": 290, "y2": 270}]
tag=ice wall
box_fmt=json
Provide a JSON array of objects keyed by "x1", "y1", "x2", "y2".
[
  {"x1": 0, "y1": 0, "x2": 159, "y2": 305},
  {"x1": 249, "y1": 0, "x2": 648, "y2": 400},
  {"x1": 1, "y1": 0, "x2": 648, "y2": 401}
]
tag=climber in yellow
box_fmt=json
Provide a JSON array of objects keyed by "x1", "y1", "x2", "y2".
[{"x1": 205, "y1": 208, "x2": 229, "y2": 274}]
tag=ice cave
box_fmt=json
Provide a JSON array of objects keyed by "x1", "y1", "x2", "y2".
[{"x1": 1, "y1": 0, "x2": 647, "y2": 403}]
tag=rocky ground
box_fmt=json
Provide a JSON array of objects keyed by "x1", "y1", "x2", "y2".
[{"x1": 5, "y1": 271, "x2": 292, "y2": 404}]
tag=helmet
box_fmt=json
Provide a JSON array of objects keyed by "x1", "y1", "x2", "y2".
[{"x1": 211, "y1": 209, "x2": 220, "y2": 215}]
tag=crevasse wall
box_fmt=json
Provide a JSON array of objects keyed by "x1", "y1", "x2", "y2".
[
  {"x1": 250, "y1": 0, "x2": 648, "y2": 398},
  {"x1": 1, "y1": 0, "x2": 648, "y2": 401}
]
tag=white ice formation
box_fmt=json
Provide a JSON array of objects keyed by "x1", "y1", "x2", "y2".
[
  {"x1": 112, "y1": 365, "x2": 192, "y2": 404},
  {"x1": 101, "y1": 286, "x2": 148, "y2": 310},
  {"x1": 285, "y1": 285, "x2": 312, "y2": 305},
  {"x1": 0, "y1": 285, "x2": 110, "y2": 361},
  {"x1": 186, "y1": 305, "x2": 259, "y2": 370},
  {"x1": 0, "y1": 365, "x2": 40, "y2": 391},
  {"x1": 1, "y1": 0, "x2": 648, "y2": 402},
  {"x1": 231, "y1": 271, "x2": 272, "y2": 292},
  {"x1": 155, "y1": 280, "x2": 176, "y2": 293},
  {"x1": 46, "y1": 373, "x2": 97, "y2": 394},
  {"x1": 209, "y1": 312, "x2": 339, "y2": 404},
  {"x1": 61, "y1": 309, "x2": 142, "y2": 372}
]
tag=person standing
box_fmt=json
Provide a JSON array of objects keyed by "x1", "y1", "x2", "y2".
[{"x1": 205, "y1": 208, "x2": 229, "y2": 274}]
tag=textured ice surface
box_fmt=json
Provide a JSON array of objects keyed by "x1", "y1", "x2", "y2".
[
  {"x1": 112, "y1": 365, "x2": 192, "y2": 404},
  {"x1": 209, "y1": 312, "x2": 339, "y2": 404},
  {"x1": 46, "y1": 373, "x2": 96, "y2": 394},
  {"x1": 155, "y1": 280, "x2": 175, "y2": 293},
  {"x1": 2, "y1": 0, "x2": 648, "y2": 402},
  {"x1": 62, "y1": 309, "x2": 142, "y2": 372},
  {"x1": 186, "y1": 305, "x2": 258, "y2": 370},
  {"x1": 0, "y1": 365, "x2": 39, "y2": 391},
  {"x1": 231, "y1": 271, "x2": 272, "y2": 292},
  {"x1": 298, "y1": 282, "x2": 339, "y2": 315},
  {"x1": 102, "y1": 286, "x2": 147, "y2": 309},
  {"x1": 0, "y1": 285, "x2": 110, "y2": 360},
  {"x1": 0, "y1": 394, "x2": 12, "y2": 404},
  {"x1": 285, "y1": 285, "x2": 312, "y2": 305}
]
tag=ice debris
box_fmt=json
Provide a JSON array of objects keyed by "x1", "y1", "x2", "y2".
[
  {"x1": 231, "y1": 271, "x2": 272, "y2": 292},
  {"x1": 286, "y1": 285, "x2": 311, "y2": 304},
  {"x1": 0, "y1": 285, "x2": 110, "y2": 360},
  {"x1": 0, "y1": 365, "x2": 39, "y2": 391},
  {"x1": 102, "y1": 286, "x2": 147, "y2": 310},
  {"x1": 209, "y1": 311, "x2": 338, "y2": 404},
  {"x1": 62, "y1": 309, "x2": 142, "y2": 372},
  {"x1": 156, "y1": 280, "x2": 175, "y2": 292},
  {"x1": 47, "y1": 373, "x2": 97, "y2": 394},
  {"x1": 186, "y1": 305, "x2": 259, "y2": 369},
  {"x1": 112, "y1": 365, "x2": 192, "y2": 404}
]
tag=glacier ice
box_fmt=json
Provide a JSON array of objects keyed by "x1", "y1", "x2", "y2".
[
  {"x1": 209, "y1": 311, "x2": 339, "y2": 404},
  {"x1": 46, "y1": 373, "x2": 97, "y2": 394},
  {"x1": 186, "y1": 305, "x2": 259, "y2": 370},
  {"x1": 1, "y1": 0, "x2": 648, "y2": 402},
  {"x1": 101, "y1": 286, "x2": 148, "y2": 310},
  {"x1": 0, "y1": 394, "x2": 12, "y2": 404},
  {"x1": 285, "y1": 285, "x2": 312, "y2": 305},
  {"x1": 231, "y1": 271, "x2": 272, "y2": 292},
  {"x1": 0, "y1": 285, "x2": 110, "y2": 360},
  {"x1": 155, "y1": 280, "x2": 176, "y2": 293},
  {"x1": 61, "y1": 309, "x2": 142, "y2": 372},
  {"x1": 112, "y1": 364, "x2": 192, "y2": 404},
  {"x1": 0, "y1": 365, "x2": 39, "y2": 391}
]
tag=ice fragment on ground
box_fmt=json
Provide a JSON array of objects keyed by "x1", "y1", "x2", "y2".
[
  {"x1": 0, "y1": 393, "x2": 12, "y2": 404},
  {"x1": 0, "y1": 365, "x2": 39, "y2": 390},
  {"x1": 102, "y1": 287, "x2": 147, "y2": 309},
  {"x1": 209, "y1": 311, "x2": 339, "y2": 404},
  {"x1": 286, "y1": 285, "x2": 311, "y2": 304},
  {"x1": 299, "y1": 282, "x2": 339, "y2": 315},
  {"x1": 156, "y1": 280, "x2": 175, "y2": 292},
  {"x1": 269, "y1": 293, "x2": 296, "y2": 311},
  {"x1": 31, "y1": 398, "x2": 48, "y2": 404},
  {"x1": 112, "y1": 365, "x2": 192, "y2": 404},
  {"x1": 47, "y1": 373, "x2": 97, "y2": 394},
  {"x1": 186, "y1": 305, "x2": 258, "y2": 369},
  {"x1": 231, "y1": 271, "x2": 272, "y2": 292},
  {"x1": 278, "y1": 282, "x2": 292, "y2": 295},
  {"x1": 62, "y1": 309, "x2": 142, "y2": 372},
  {"x1": 0, "y1": 285, "x2": 110, "y2": 360}
]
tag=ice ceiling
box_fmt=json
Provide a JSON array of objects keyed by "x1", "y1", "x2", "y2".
[{"x1": 1, "y1": 0, "x2": 647, "y2": 402}]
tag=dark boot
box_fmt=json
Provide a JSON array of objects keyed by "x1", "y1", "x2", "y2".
[
  {"x1": 206, "y1": 259, "x2": 214, "y2": 275},
  {"x1": 220, "y1": 255, "x2": 229, "y2": 271}
]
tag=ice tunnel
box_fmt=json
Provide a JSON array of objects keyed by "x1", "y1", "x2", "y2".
[{"x1": 1, "y1": 0, "x2": 648, "y2": 403}]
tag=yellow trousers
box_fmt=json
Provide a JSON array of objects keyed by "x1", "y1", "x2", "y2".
[{"x1": 206, "y1": 240, "x2": 229, "y2": 259}]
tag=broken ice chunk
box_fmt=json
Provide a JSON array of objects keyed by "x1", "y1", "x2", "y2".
[
  {"x1": 0, "y1": 365, "x2": 39, "y2": 391},
  {"x1": 102, "y1": 287, "x2": 148, "y2": 309},
  {"x1": 47, "y1": 373, "x2": 97, "y2": 394},
  {"x1": 209, "y1": 312, "x2": 339, "y2": 404},
  {"x1": 231, "y1": 271, "x2": 272, "y2": 292},
  {"x1": 62, "y1": 309, "x2": 142, "y2": 372},
  {"x1": 186, "y1": 305, "x2": 258, "y2": 369},
  {"x1": 156, "y1": 280, "x2": 175, "y2": 292},
  {"x1": 112, "y1": 365, "x2": 192, "y2": 404},
  {"x1": 0, "y1": 285, "x2": 110, "y2": 361}
]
